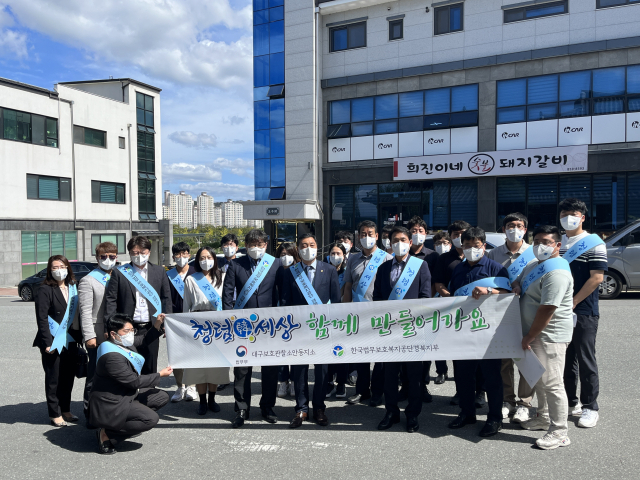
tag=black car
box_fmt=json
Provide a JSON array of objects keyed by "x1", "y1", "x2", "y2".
[{"x1": 18, "y1": 261, "x2": 98, "y2": 302}]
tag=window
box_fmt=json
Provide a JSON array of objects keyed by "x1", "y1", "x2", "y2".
[
  {"x1": 21, "y1": 231, "x2": 78, "y2": 279},
  {"x1": 434, "y1": 3, "x2": 463, "y2": 35},
  {"x1": 74, "y1": 125, "x2": 106, "y2": 147},
  {"x1": 118, "y1": 136, "x2": 125, "y2": 149},
  {"x1": 330, "y1": 21, "x2": 366, "y2": 52},
  {"x1": 1, "y1": 108, "x2": 58, "y2": 147},
  {"x1": 136, "y1": 92, "x2": 154, "y2": 129},
  {"x1": 597, "y1": 0, "x2": 640, "y2": 8},
  {"x1": 91, "y1": 233, "x2": 127, "y2": 254},
  {"x1": 138, "y1": 178, "x2": 156, "y2": 220},
  {"x1": 389, "y1": 19, "x2": 403, "y2": 41},
  {"x1": 137, "y1": 131, "x2": 156, "y2": 178},
  {"x1": 137, "y1": 94, "x2": 156, "y2": 219},
  {"x1": 92, "y1": 181, "x2": 125, "y2": 204},
  {"x1": 27, "y1": 174, "x2": 71, "y2": 201},
  {"x1": 504, "y1": 0, "x2": 568, "y2": 23}
]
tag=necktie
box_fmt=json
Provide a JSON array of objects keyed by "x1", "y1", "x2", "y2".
[{"x1": 306, "y1": 265, "x2": 314, "y2": 284}]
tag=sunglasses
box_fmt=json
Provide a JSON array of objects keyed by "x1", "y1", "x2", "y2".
[{"x1": 100, "y1": 255, "x2": 117, "y2": 260}]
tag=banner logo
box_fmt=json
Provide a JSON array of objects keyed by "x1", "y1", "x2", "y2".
[
  {"x1": 332, "y1": 345, "x2": 345, "y2": 357},
  {"x1": 468, "y1": 154, "x2": 495, "y2": 175},
  {"x1": 236, "y1": 346, "x2": 248, "y2": 357}
]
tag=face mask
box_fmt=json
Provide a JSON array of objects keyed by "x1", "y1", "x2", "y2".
[
  {"x1": 382, "y1": 238, "x2": 391, "y2": 249},
  {"x1": 52, "y1": 269, "x2": 68, "y2": 281},
  {"x1": 533, "y1": 244, "x2": 556, "y2": 261},
  {"x1": 280, "y1": 255, "x2": 294, "y2": 267},
  {"x1": 131, "y1": 254, "x2": 149, "y2": 267},
  {"x1": 435, "y1": 244, "x2": 451, "y2": 255},
  {"x1": 248, "y1": 247, "x2": 265, "y2": 260},
  {"x1": 99, "y1": 258, "x2": 116, "y2": 271},
  {"x1": 463, "y1": 247, "x2": 484, "y2": 262},
  {"x1": 339, "y1": 243, "x2": 351, "y2": 254},
  {"x1": 223, "y1": 246, "x2": 236, "y2": 258},
  {"x1": 561, "y1": 215, "x2": 582, "y2": 231},
  {"x1": 199, "y1": 259, "x2": 214, "y2": 271},
  {"x1": 392, "y1": 241, "x2": 410, "y2": 257},
  {"x1": 299, "y1": 247, "x2": 317, "y2": 262},
  {"x1": 114, "y1": 331, "x2": 135, "y2": 347},
  {"x1": 329, "y1": 254, "x2": 343, "y2": 266},
  {"x1": 174, "y1": 257, "x2": 189, "y2": 268},
  {"x1": 452, "y1": 236, "x2": 463, "y2": 248},
  {"x1": 412, "y1": 233, "x2": 426, "y2": 246},
  {"x1": 360, "y1": 236, "x2": 376, "y2": 250},
  {"x1": 506, "y1": 228, "x2": 525, "y2": 243}
]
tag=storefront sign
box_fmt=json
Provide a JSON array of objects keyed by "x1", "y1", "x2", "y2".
[{"x1": 393, "y1": 145, "x2": 588, "y2": 181}]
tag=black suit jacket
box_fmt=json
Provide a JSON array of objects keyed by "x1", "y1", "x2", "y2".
[
  {"x1": 373, "y1": 257, "x2": 432, "y2": 301},
  {"x1": 168, "y1": 265, "x2": 195, "y2": 314},
  {"x1": 281, "y1": 261, "x2": 342, "y2": 306},
  {"x1": 89, "y1": 328, "x2": 162, "y2": 430},
  {"x1": 222, "y1": 255, "x2": 283, "y2": 310},
  {"x1": 33, "y1": 283, "x2": 81, "y2": 349},
  {"x1": 103, "y1": 262, "x2": 173, "y2": 323}
]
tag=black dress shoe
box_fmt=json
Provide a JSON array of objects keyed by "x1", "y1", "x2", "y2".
[
  {"x1": 347, "y1": 392, "x2": 371, "y2": 405},
  {"x1": 232, "y1": 410, "x2": 249, "y2": 428},
  {"x1": 422, "y1": 387, "x2": 433, "y2": 403},
  {"x1": 197, "y1": 402, "x2": 208, "y2": 415},
  {"x1": 479, "y1": 420, "x2": 502, "y2": 437},
  {"x1": 261, "y1": 407, "x2": 278, "y2": 423},
  {"x1": 448, "y1": 413, "x2": 477, "y2": 429},
  {"x1": 289, "y1": 411, "x2": 307, "y2": 428},
  {"x1": 96, "y1": 429, "x2": 116, "y2": 455},
  {"x1": 450, "y1": 393, "x2": 460, "y2": 406},
  {"x1": 369, "y1": 394, "x2": 384, "y2": 407},
  {"x1": 434, "y1": 373, "x2": 448, "y2": 385},
  {"x1": 313, "y1": 408, "x2": 329, "y2": 426},
  {"x1": 406, "y1": 416, "x2": 419, "y2": 433},
  {"x1": 475, "y1": 391, "x2": 487, "y2": 408},
  {"x1": 377, "y1": 412, "x2": 401, "y2": 430}
]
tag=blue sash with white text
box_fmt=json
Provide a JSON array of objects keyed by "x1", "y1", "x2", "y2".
[
  {"x1": 388, "y1": 256, "x2": 423, "y2": 301},
  {"x1": 166, "y1": 268, "x2": 185, "y2": 299},
  {"x1": 118, "y1": 264, "x2": 162, "y2": 317},
  {"x1": 353, "y1": 249, "x2": 388, "y2": 302},
  {"x1": 191, "y1": 272, "x2": 222, "y2": 311},
  {"x1": 49, "y1": 284, "x2": 79, "y2": 353},
  {"x1": 88, "y1": 269, "x2": 110, "y2": 287},
  {"x1": 97, "y1": 341, "x2": 145, "y2": 375},
  {"x1": 521, "y1": 257, "x2": 572, "y2": 294},
  {"x1": 234, "y1": 254, "x2": 276, "y2": 310},
  {"x1": 454, "y1": 277, "x2": 512, "y2": 297},
  {"x1": 291, "y1": 262, "x2": 324, "y2": 305},
  {"x1": 507, "y1": 246, "x2": 535, "y2": 283},
  {"x1": 563, "y1": 234, "x2": 605, "y2": 264}
]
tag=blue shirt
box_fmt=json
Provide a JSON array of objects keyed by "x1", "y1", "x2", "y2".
[{"x1": 449, "y1": 255, "x2": 510, "y2": 294}]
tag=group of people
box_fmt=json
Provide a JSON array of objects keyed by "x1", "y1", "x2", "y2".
[{"x1": 33, "y1": 197, "x2": 605, "y2": 454}]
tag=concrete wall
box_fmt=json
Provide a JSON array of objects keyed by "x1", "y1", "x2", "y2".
[{"x1": 0, "y1": 230, "x2": 21, "y2": 286}]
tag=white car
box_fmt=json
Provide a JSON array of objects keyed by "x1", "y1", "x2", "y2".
[{"x1": 599, "y1": 219, "x2": 640, "y2": 299}]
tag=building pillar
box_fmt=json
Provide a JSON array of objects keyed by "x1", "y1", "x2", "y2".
[{"x1": 477, "y1": 177, "x2": 497, "y2": 232}]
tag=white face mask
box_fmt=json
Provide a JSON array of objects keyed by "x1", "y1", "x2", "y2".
[
  {"x1": 392, "y1": 241, "x2": 410, "y2": 257},
  {"x1": 299, "y1": 247, "x2": 317, "y2": 262},
  {"x1": 412, "y1": 233, "x2": 426, "y2": 246},
  {"x1": 98, "y1": 258, "x2": 116, "y2": 271},
  {"x1": 506, "y1": 228, "x2": 525, "y2": 243},
  {"x1": 360, "y1": 236, "x2": 376, "y2": 250},
  {"x1": 561, "y1": 215, "x2": 582, "y2": 231},
  {"x1": 223, "y1": 245, "x2": 236, "y2": 258},
  {"x1": 174, "y1": 257, "x2": 189, "y2": 268},
  {"x1": 533, "y1": 243, "x2": 556, "y2": 261},
  {"x1": 339, "y1": 243, "x2": 351, "y2": 254},
  {"x1": 435, "y1": 244, "x2": 451, "y2": 255},
  {"x1": 247, "y1": 247, "x2": 265, "y2": 260},
  {"x1": 114, "y1": 331, "x2": 135, "y2": 347},
  {"x1": 382, "y1": 238, "x2": 391, "y2": 249},
  {"x1": 452, "y1": 236, "x2": 463, "y2": 248},
  {"x1": 52, "y1": 269, "x2": 68, "y2": 281},
  {"x1": 131, "y1": 254, "x2": 149, "y2": 267},
  {"x1": 199, "y1": 259, "x2": 214, "y2": 271},
  {"x1": 280, "y1": 255, "x2": 294, "y2": 267},
  {"x1": 463, "y1": 247, "x2": 484, "y2": 262},
  {"x1": 329, "y1": 254, "x2": 343, "y2": 266}
]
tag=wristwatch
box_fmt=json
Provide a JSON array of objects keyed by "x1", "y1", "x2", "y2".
[{"x1": 487, "y1": 287, "x2": 494, "y2": 294}]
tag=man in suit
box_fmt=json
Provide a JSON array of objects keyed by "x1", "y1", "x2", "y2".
[
  {"x1": 373, "y1": 226, "x2": 431, "y2": 433},
  {"x1": 222, "y1": 229, "x2": 283, "y2": 428},
  {"x1": 281, "y1": 233, "x2": 341, "y2": 428},
  {"x1": 103, "y1": 236, "x2": 172, "y2": 375}
]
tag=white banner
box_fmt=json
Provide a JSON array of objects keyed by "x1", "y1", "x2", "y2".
[{"x1": 393, "y1": 144, "x2": 588, "y2": 181}]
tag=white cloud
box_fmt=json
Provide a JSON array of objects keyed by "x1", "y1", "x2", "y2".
[
  {"x1": 212, "y1": 157, "x2": 253, "y2": 178},
  {"x1": 179, "y1": 181, "x2": 254, "y2": 201},
  {"x1": 0, "y1": 6, "x2": 28, "y2": 58},
  {"x1": 162, "y1": 162, "x2": 222, "y2": 182},
  {"x1": 169, "y1": 131, "x2": 218, "y2": 148},
  {"x1": 224, "y1": 115, "x2": 245, "y2": 125}
]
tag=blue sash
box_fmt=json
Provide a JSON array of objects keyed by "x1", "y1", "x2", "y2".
[
  {"x1": 97, "y1": 341, "x2": 145, "y2": 375},
  {"x1": 88, "y1": 268, "x2": 110, "y2": 287},
  {"x1": 191, "y1": 272, "x2": 222, "y2": 311},
  {"x1": 388, "y1": 256, "x2": 423, "y2": 301},
  {"x1": 118, "y1": 264, "x2": 162, "y2": 317},
  {"x1": 290, "y1": 262, "x2": 324, "y2": 305},
  {"x1": 166, "y1": 268, "x2": 185, "y2": 299},
  {"x1": 353, "y1": 249, "x2": 388, "y2": 302},
  {"x1": 49, "y1": 284, "x2": 79, "y2": 353},
  {"x1": 48, "y1": 317, "x2": 74, "y2": 347},
  {"x1": 454, "y1": 277, "x2": 512, "y2": 297},
  {"x1": 234, "y1": 254, "x2": 276, "y2": 310},
  {"x1": 507, "y1": 246, "x2": 535, "y2": 283},
  {"x1": 563, "y1": 234, "x2": 605, "y2": 264},
  {"x1": 521, "y1": 257, "x2": 572, "y2": 294}
]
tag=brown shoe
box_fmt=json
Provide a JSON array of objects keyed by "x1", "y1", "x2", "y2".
[
  {"x1": 289, "y1": 411, "x2": 307, "y2": 428},
  {"x1": 313, "y1": 408, "x2": 329, "y2": 426}
]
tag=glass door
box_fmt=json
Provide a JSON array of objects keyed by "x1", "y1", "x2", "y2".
[{"x1": 380, "y1": 203, "x2": 421, "y2": 228}]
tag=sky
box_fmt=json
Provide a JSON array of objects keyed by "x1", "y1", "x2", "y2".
[{"x1": 0, "y1": 0, "x2": 256, "y2": 201}]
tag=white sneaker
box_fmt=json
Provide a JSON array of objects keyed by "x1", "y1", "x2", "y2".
[
  {"x1": 570, "y1": 402, "x2": 583, "y2": 416},
  {"x1": 502, "y1": 402, "x2": 516, "y2": 419},
  {"x1": 288, "y1": 382, "x2": 295, "y2": 397},
  {"x1": 171, "y1": 386, "x2": 186, "y2": 403},
  {"x1": 578, "y1": 408, "x2": 599, "y2": 428},
  {"x1": 184, "y1": 385, "x2": 198, "y2": 402},
  {"x1": 536, "y1": 431, "x2": 571, "y2": 450},
  {"x1": 521, "y1": 415, "x2": 551, "y2": 431},
  {"x1": 277, "y1": 381, "x2": 289, "y2": 398},
  {"x1": 326, "y1": 383, "x2": 337, "y2": 398},
  {"x1": 512, "y1": 405, "x2": 532, "y2": 424}
]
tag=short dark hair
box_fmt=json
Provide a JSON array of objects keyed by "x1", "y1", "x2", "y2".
[
  {"x1": 503, "y1": 212, "x2": 528, "y2": 229},
  {"x1": 276, "y1": 242, "x2": 300, "y2": 263},
  {"x1": 43, "y1": 255, "x2": 77, "y2": 287},
  {"x1": 390, "y1": 226, "x2": 411, "y2": 242},
  {"x1": 382, "y1": 226, "x2": 394, "y2": 237},
  {"x1": 105, "y1": 313, "x2": 133, "y2": 336},
  {"x1": 95, "y1": 242, "x2": 117, "y2": 256},
  {"x1": 298, "y1": 233, "x2": 317, "y2": 246},
  {"x1": 357, "y1": 220, "x2": 378, "y2": 234},
  {"x1": 194, "y1": 246, "x2": 222, "y2": 288},
  {"x1": 245, "y1": 229, "x2": 269, "y2": 246},
  {"x1": 461, "y1": 227, "x2": 486, "y2": 244},
  {"x1": 559, "y1": 197, "x2": 588, "y2": 215},
  {"x1": 221, "y1": 233, "x2": 239, "y2": 247},
  {"x1": 533, "y1": 225, "x2": 561, "y2": 242},
  {"x1": 433, "y1": 231, "x2": 451, "y2": 243},
  {"x1": 127, "y1": 236, "x2": 151, "y2": 252},
  {"x1": 407, "y1": 215, "x2": 427, "y2": 231},
  {"x1": 334, "y1": 230, "x2": 354, "y2": 243},
  {"x1": 448, "y1": 220, "x2": 472, "y2": 236},
  {"x1": 172, "y1": 241, "x2": 190, "y2": 256}
]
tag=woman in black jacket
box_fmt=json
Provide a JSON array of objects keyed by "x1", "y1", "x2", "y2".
[
  {"x1": 34, "y1": 255, "x2": 82, "y2": 427},
  {"x1": 90, "y1": 313, "x2": 171, "y2": 455}
]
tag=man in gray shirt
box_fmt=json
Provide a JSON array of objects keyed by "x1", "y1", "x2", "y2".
[{"x1": 512, "y1": 225, "x2": 574, "y2": 450}]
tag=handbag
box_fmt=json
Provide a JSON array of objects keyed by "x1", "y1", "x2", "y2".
[{"x1": 76, "y1": 343, "x2": 89, "y2": 379}]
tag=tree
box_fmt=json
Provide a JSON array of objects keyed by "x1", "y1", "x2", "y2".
[{"x1": 172, "y1": 224, "x2": 255, "y2": 253}]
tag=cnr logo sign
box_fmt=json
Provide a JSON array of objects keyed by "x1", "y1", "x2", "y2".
[
  {"x1": 332, "y1": 147, "x2": 346, "y2": 152},
  {"x1": 427, "y1": 138, "x2": 444, "y2": 144},
  {"x1": 564, "y1": 126, "x2": 584, "y2": 133},
  {"x1": 377, "y1": 143, "x2": 393, "y2": 149},
  {"x1": 501, "y1": 132, "x2": 519, "y2": 138}
]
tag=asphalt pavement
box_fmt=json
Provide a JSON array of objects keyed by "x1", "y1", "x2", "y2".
[{"x1": 1, "y1": 294, "x2": 638, "y2": 479}]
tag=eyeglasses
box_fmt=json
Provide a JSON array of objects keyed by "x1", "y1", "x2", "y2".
[
  {"x1": 99, "y1": 255, "x2": 117, "y2": 260},
  {"x1": 119, "y1": 328, "x2": 137, "y2": 335},
  {"x1": 534, "y1": 240, "x2": 557, "y2": 246}
]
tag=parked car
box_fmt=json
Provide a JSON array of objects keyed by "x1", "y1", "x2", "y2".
[
  {"x1": 18, "y1": 261, "x2": 98, "y2": 302},
  {"x1": 599, "y1": 220, "x2": 640, "y2": 299}
]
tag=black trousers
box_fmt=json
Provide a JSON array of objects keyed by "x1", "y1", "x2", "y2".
[
  {"x1": 105, "y1": 388, "x2": 169, "y2": 440},
  {"x1": 135, "y1": 324, "x2": 159, "y2": 375},
  {"x1": 278, "y1": 365, "x2": 290, "y2": 383},
  {"x1": 354, "y1": 362, "x2": 384, "y2": 396},
  {"x1": 422, "y1": 360, "x2": 448, "y2": 384},
  {"x1": 384, "y1": 362, "x2": 422, "y2": 417},
  {"x1": 291, "y1": 364, "x2": 328, "y2": 413},
  {"x1": 564, "y1": 314, "x2": 600, "y2": 411},
  {"x1": 233, "y1": 365, "x2": 278, "y2": 412},
  {"x1": 83, "y1": 346, "x2": 99, "y2": 417},
  {"x1": 41, "y1": 344, "x2": 78, "y2": 418},
  {"x1": 456, "y1": 359, "x2": 502, "y2": 422},
  {"x1": 327, "y1": 363, "x2": 348, "y2": 385},
  {"x1": 452, "y1": 361, "x2": 483, "y2": 395}
]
